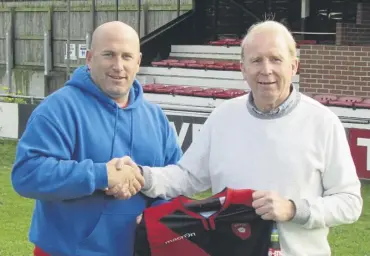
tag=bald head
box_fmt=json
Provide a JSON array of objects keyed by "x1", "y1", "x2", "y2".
[
  {"x1": 241, "y1": 20, "x2": 297, "y2": 63},
  {"x1": 90, "y1": 21, "x2": 140, "y2": 52},
  {"x1": 86, "y1": 21, "x2": 142, "y2": 105}
]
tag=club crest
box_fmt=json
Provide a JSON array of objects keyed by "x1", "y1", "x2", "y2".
[{"x1": 231, "y1": 223, "x2": 251, "y2": 240}]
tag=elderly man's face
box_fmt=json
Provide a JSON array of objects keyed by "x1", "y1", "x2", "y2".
[
  {"x1": 86, "y1": 30, "x2": 141, "y2": 101},
  {"x1": 240, "y1": 32, "x2": 298, "y2": 108}
]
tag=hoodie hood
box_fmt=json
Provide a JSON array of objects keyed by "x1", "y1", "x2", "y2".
[{"x1": 65, "y1": 65, "x2": 144, "y2": 110}]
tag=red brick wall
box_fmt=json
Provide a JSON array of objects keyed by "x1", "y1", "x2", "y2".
[
  {"x1": 336, "y1": 23, "x2": 370, "y2": 45},
  {"x1": 357, "y1": 3, "x2": 370, "y2": 25},
  {"x1": 336, "y1": 3, "x2": 370, "y2": 46},
  {"x1": 299, "y1": 45, "x2": 370, "y2": 97}
]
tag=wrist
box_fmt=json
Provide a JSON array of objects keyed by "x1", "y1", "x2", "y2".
[
  {"x1": 287, "y1": 199, "x2": 296, "y2": 221},
  {"x1": 94, "y1": 163, "x2": 109, "y2": 190},
  {"x1": 140, "y1": 166, "x2": 153, "y2": 191},
  {"x1": 289, "y1": 199, "x2": 310, "y2": 225},
  {"x1": 138, "y1": 165, "x2": 144, "y2": 176}
]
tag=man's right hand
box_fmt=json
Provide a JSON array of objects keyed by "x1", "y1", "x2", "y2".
[{"x1": 105, "y1": 157, "x2": 145, "y2": 199}]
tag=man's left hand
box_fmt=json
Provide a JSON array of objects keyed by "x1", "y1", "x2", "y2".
[{"x1": 252, "y1": 190, "x2": 296, "y2": 222}]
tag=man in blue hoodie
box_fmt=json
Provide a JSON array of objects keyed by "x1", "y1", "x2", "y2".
[{"x1": 11, "y1": 21, "x2": 182, "y2": 256}]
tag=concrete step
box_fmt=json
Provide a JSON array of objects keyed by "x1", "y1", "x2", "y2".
[
  {"x1": 137, "y1": 66, "x2": 300, "y2": 90},
  {"x1": 169, "y1": 45, "x2": 300, "y2": 60}
]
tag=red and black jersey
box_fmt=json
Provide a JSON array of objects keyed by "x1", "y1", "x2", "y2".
[{"x1": 134, "y1": 188, "x2": 274, "y2": 256}]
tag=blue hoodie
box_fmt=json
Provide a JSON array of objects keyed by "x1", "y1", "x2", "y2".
[{"x1": 11, "y1": 66, "x2": 182, "y2": 256}]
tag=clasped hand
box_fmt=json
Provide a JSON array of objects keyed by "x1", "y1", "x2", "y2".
[
  {"x1": 252, "y1": 190, "x2": 296, "y2": 222},
  {"x1": 105, "y1": 156, "x2": 143, "y2": 200},
  {"x1": 104, "y1": 158, "x2": 296, "y2": 223}
]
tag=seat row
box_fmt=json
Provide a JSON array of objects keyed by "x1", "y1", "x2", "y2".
[
  {"x1": 143, "y1": 83, "x2": 370, "y2": 108},
  {"x1": 309, "y1": 94, "x2": 370, "y2": 108},
  {"x1": 143, "y1": 84, "x2": 247, "y2": 99},
  {"x1": 151, "y1": 59, "x2": 300, "y2": 73},
  {"x1": 208, "y1": 38, "x2": 335, "y2": 48},
  {"x1": 151, "y1": 59, "x2": 240, "y2": 71}
]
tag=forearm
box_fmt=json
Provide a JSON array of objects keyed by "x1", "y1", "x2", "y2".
[
  {"x1": 290, "y1": 115, "x2": 364, "y2": 229},
  {"x1": 141, "y1": 164, "x2": 209, "y2": 200},
  {"x1": 11, "y1": 156, "x2": 108, "y2": 201},
  {"x1": 290, "y1": 181, "x2": 362, "y2": 228}
]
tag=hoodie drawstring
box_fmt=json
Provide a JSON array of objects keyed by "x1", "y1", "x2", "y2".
[
  {"x1": 130, "y1": 111, "x2": 134, "y2": 155},
  {"x1": 111, "y1": 105, "x2": 119, "y2": 158},
  {"x1": 111, "y1": 106, "x2": 134, "y2": 158}
]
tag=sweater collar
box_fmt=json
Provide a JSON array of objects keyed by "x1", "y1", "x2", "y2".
[{"x1": 246, "y1": 85, "x2": 301, "y2": 119}]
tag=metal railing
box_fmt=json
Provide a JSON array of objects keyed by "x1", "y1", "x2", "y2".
[
  {"x1": 0, "y1": 94, "x2": 44, "y2": 104},
  {"x1": 0, "y1": 93, "x2": 217, "y2": 113}
]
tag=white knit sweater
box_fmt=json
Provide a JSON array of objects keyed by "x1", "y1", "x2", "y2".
[{"x1": 142, "y1": 93, "x2": 363, "y2": 256}]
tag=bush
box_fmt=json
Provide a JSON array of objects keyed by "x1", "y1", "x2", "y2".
[{"x1": 0, "y1": 86, "x2": 27, "y2": 104}]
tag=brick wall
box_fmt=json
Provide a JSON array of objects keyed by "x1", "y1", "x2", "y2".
[
  {"x1": 357, "y1": 3, "x2": 370, "y2": 25},
  {"x1": 336, "y1": 3, "x2": 370, "y2": 46},
  {"x1": 336, "y1": 23, "x2": 370, "y2": 45},
  {"x1": 299, "y1": 45, "x2": 370, "y2": 97}
]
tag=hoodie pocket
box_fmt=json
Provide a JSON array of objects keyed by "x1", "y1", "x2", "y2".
[
  {"x1": 102, "y1": 194, "x2": 147, "y2": 215},
  {"x1": 75, "y1": 195, "x2": 147, "y2": 255},
  {"x1": 75, "y1": 213, "x2": 138, "y2": 256}
]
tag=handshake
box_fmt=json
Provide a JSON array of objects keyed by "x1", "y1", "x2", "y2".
[{"x1": 104, "y1": 156, "x2": 145, "y2": 199}]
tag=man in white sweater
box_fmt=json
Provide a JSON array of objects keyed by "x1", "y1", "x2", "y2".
[{"x1": 109, "y1": 20, "x2": 363, "y2": 255}]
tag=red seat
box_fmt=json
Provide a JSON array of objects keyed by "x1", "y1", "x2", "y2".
[
  {"x1": 223, "y1": 38, "x2": 238, "y2": 42},
  {"x1": 205, "y1": 64, "x2": 224, "y2": 70},
  {"x1": 179, "y1": 59, "x2": 197, "y2": 64},
  {"x1": 217, "y1": 61, "x2": 234, "y2": 66},
  {"x1": 209, "y1": 40, "x2": 226, "y2": 46},
  {"x1": 329, "y1": 96, "x2": 363, "y2": 107},
  {"x1": 227, "y1": 39, "x2": 242, "y2": 46},
  {"x1": 221, "y1": 38, "x2": 241, "y2": 46},
  {"x1": 225, "y1": 64, "x2": 240, "y2": 71},
  {"x1": 154, "y1": 85, "x2": 184, "y2": 94},
  {"x1": 214, "y1": 89, "x2": 247, "y2": 99},
  {"x1": 209, "y1": 38, "x2": 240, "y2": 46},
  {"x1": 163, "y1": 59, "x2": 179, "y2": 63},
  {"x1": 313, "y1": 94, "x2": 338, "y2": 104},
  {"x1": 354, "y1": 98, "x2": 370, "y2": 108},
  {"x1": 142, "y1": 84, "x2": 166, "y2": 93},
  {"x1": 173, "y1": 86, "x2": 204, "y2": 96},
  {"x1": 187, "y1": 63, "x2": 205, "y2": 69},
  {"x1": 198, "y1": 60, "x2": 215, "y2": 65},
  {"x1": 168, "y1": 62, "x2": 186, "y2": 68},
  {"x1": 151, "y1": 61, "x2": 168, "y2": 67},
  {"x1": 151, "y1": 59, "x2": 179, "y2": 67},
  {"x1": 193, "y1": 88, "x2": 224, "y2": 97}
]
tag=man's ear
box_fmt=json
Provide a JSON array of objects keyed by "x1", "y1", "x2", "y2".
[
  {"x1": 239, "y1": 61, "x2": 244, "y2": 72},
  {"x1": 86, "y1": 50, "x2": 93, "y2": 68},
  {"x1": 292, "y1": 58, "x2": 299, "y2": 76},
  {"x1": 136, "y1": 52, "x2": 142, "y2": 73},
  {"x1": 240, "y1": 61, "x2": 248, "y2": 80},
  {"x1": 138, "y1": 52, "x2": 142, "y2": 66}
]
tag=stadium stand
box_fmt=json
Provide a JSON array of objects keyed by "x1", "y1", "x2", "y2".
[{"x1": 136, "y1": 39, "x2": 370, "y2": 109}]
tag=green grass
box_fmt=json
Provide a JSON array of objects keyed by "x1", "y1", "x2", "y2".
[
  {"x1": 0, "y1": 140, "x2": 34, "y2": 256},
  {"x1": 0, "y1": 139, "x2": 369, "y2": 255}
]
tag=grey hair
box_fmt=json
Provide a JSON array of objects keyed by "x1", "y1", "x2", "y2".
[{"x1": 240, "y1": 20, "x2": 297, "y2": 64}]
